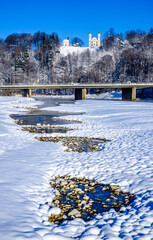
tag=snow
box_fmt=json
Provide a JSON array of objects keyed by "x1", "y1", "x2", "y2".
[
  {"x1": 63, "y1": 40, "x2": 69, "y2": 42},
  {"x1": 60, "y1": 46, "x2": 94, "y2": 56},
  {"x1": 48, "y1": 207, "x2": 61, "y2": 215},
  {"x1": 60, "y1": 45, "x2": 115, "y2": 62},
  {"x1": 0, "y1": 95, "x2": 153, "y2": 239}
]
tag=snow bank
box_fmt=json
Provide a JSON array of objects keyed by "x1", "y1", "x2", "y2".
[
  {"x1": 0, "y1": 96, "x2": 153, "y2": 239},
  {"x1": 60, "y1": 46, "x2": 92, "y2": 56}
]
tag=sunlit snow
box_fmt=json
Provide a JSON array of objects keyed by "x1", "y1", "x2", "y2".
[{"x1": 0, "y1": 95, "x2": 153, "y2": 239}]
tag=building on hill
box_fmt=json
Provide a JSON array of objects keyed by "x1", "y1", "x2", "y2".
[
  {"x1": 62, "y1": 37, "x2": 69, "y2": 47},
  {"x1": 89, "y1": 32, "x2": 101, "y2": 48},
  {"x1": 62, "y1": 33, "x2": 101, "y2": 48}
]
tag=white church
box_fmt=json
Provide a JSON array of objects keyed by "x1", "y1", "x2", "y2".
[
  {"x1": 62, "y1": 32, "x2": 101, "y2": 48},
  {"x1": 62, "y1": 37, "x2": 70, "y2": 47},
  {"x1": 89, "y1": 32, "x2": 101, "y2": 48}
]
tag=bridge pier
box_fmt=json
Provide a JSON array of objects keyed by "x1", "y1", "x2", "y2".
[
  {"x1": 23, "y1": 89, "x2": 32, "y2": 97},
  {"x1": 122, "y1": 87, "x2": 136, "y2": 101},
  {"x1": 29, "y1": 88, "x2": 32, "y2": 98},
  {"x1": 75, "y1": 88, "x2": 86, "y2": 100}
]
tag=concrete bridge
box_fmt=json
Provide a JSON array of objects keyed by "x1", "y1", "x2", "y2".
[{"x1": 1, "y1": 83, "x2": 153, "y2": 101}]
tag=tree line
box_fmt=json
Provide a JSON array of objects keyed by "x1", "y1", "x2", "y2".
[
  {"x1": 0, "y1": 28, "x2": 153, "y2": 86},
  {"x1": 0, "y1": 31, "x2": 60, "y2": 85}
]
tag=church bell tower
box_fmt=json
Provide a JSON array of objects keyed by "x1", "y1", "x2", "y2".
[
  {"x1": 89, "y1": 32, "x2": 92, "y2": 47},
  {"x1": 98, "y1": 32, "x2": 101, "y2": 47}
]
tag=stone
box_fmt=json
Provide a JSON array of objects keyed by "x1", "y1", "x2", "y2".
[
  {"x1": 103, "y1": 205, "x2": 109, "y2": 208},
  {"x1": 63, "y1": 214, "x2": 67, "y2": 219},
  {"x1": 75, "y1": 188, "x2": 84, "y2": 194},
  {"x1": 120, "y1": 207, "x2": 126, "y2": 212},
  {"x1": 49, "y1": 175, "x2": 135, "y2": 224},
  {"x1": 83, "y1": 195, "x2": 89, "y2": 201},
  {"x1": 68, "y1": 209, "x2": 81, "y2": 218},
  {"x1": 48, "y1": 207, "x2": 61, "y2": 215},
  {"x1": 112, "y1": 196, "x2": 118, "y2": 200},
  {"x1": 110, "y1": 184, "x2": 119, "y2": 191},
  {"x1": 81, "y1": 200, "x2": 87, "y2": 205},
  {"x1": 102, "y1": 186, "x2": 109, "y2": 191},
  {"x1": 90, "y1": 182, "x2": 96, "y2": 187},
  {"x1": 114, "y1": 190, "x2": 120, "y2": 196},
  {"x1": 54, "y1": 200, "x2": 59, "y2": 205},
  {"x1": 95, "y1": 198, "x2": 102, "y2": 201},
  {"x1": 83, "y1": 204, "x2": 91, "y2": 209},
  {"x1": 49, "y1": 213, "x2": 64, "y2": 223}
]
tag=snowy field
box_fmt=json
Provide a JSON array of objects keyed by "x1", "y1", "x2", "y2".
[{"x1": 0, "y1": 95, "x2": 153, "y2": 240}]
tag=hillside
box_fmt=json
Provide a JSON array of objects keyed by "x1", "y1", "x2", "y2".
[
  {"x1": 60, "y1": 46, "x2": 90, "y2": 56},
  {"x1": 0, "y1": 29, "x2": 153, "y2": 86}
]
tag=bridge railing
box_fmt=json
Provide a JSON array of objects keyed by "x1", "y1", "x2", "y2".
[{"x1": 1, "y1": 82, "x2": 153, "y2": 87}]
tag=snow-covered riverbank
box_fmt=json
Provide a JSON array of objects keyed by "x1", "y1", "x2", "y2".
[{"x1": 0, "y1": 96, "x2": 153, "y2": 240}]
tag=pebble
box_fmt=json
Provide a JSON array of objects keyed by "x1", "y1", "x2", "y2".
[
  {"x1": 68, "y1": 209, "x2": 81, "y2": 218},
  {"x1": 36, "y1": 136, "x2": 108, "y2": 152},
  {"x1": 48, "y1": 176, "x2": 135, "y2": 224}
]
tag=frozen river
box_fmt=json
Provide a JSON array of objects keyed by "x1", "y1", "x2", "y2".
[{"x1": 0, "y1": 95, "x2": 153, "y2": 239}]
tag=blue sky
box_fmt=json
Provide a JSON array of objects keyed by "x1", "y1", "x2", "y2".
[{"x1": 0, "y1": 0, "x2": 153, "y2": 46}]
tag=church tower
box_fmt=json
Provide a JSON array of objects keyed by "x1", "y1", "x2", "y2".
[
  {"x1": 98, "y1": 32, "x2": 101, "y2": 47},
  {"x1": 89, "y1": 32, "x2": 92, "y2": 48},
  {"x1": 62, "y1": 37, "x2": 69, "y2": 47},
  {"x1": 89, "y1": 32, "x2": 101, "y2": 48}
]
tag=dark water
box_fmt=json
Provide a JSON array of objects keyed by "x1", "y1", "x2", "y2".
[
  {"x1": 22, "y1": 126, "x2": 69, "y2": 134},
  {"x1": 10, "y1": 96, "x2": 83, "y2": 126},
  {"x1": 58, "y1": 185, "x2": 134, "y2": 222},
  {"x1": 49, "y1": 176, "x2": 135, "y2": 224},
  {"x1": 10, "y1": 113, "x2": 79, "y2": 126},
  {"x1": 34, "y1": 96, "x2": 75, "y2": 109},
  {"x1": 37, "y1": 136, "x2": 107, "y2": 152}
]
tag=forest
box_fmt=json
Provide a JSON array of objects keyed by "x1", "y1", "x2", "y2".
[{"x1": 0, "y1": 29, "x2": 153, "y2": 85}]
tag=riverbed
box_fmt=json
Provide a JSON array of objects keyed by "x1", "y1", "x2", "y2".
[{"x1": 0, "y1": 95, "x2": 153, "y2": 239}]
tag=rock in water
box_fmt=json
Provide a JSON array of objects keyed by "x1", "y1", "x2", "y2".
[{"x1": 68, "y1": 209, "x2": 81, "y2": 218}]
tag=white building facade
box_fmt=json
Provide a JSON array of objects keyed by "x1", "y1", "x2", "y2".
[
  {"x1": 62, "y1": 37, "x2": 69, "y2": 47},
  {"x1": 89, "y1": 32, "x2": 101, "y2": 48}
]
